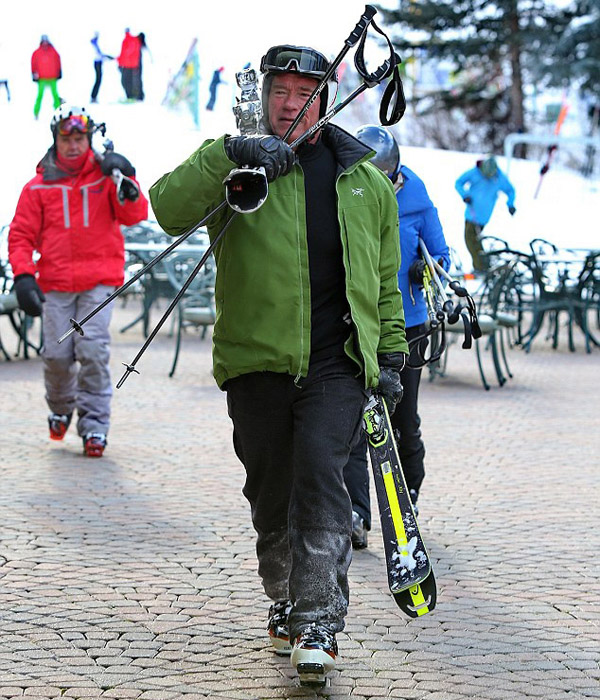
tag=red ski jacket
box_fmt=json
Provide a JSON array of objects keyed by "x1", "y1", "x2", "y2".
[
  {"x1": 31, "y1": 43, "x2": 62, "y2": 80},
  {"x1": 117, "y1": 32, "x2": 141, "y2": 69},
  {"x1": 9, "y1": 148, "x2": 148, "y2": 293}
]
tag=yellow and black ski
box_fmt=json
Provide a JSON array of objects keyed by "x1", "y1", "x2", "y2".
[{"x1": 363, "y1": 394, "x2": 437, "y2": 618}]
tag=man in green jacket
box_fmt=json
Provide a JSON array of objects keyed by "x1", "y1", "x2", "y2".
[{"x1": 149, "y1": 44, "x2": 408, "y2": 687}]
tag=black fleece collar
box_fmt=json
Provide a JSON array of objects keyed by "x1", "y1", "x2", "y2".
[{"x1": 322, "y1": 123, "x2": 374, "y2": 173}]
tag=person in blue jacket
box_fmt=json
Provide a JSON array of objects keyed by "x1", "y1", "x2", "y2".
[
  {"x1": 455, "y1": 156, "x2": 516, "y2": 272},
  {"x1": 345, "y1": 125, "x2": 450, "y2": 548}
]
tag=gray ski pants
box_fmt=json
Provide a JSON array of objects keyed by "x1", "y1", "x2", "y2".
[{"x1": 42, "y1": 286, "x2": 115, "y2": 437}]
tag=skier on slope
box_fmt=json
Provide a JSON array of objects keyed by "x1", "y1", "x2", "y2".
[
  {"x1": 149, "y1": 44, "x2": 408, "y2": 687},
  {"x1": 345, "y1": 125, "x2": 450, "y2": 548},
  {"x1": 455, "y1": 156, "x2": 516, "y2": 273},
  {"x1": 31, "y1": 35, "x2": 62, "y2": 119}
]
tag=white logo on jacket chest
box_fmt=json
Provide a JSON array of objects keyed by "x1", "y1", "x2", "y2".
[{"x1": 352, "y1": 187, "x2": 364, "y2": 197}]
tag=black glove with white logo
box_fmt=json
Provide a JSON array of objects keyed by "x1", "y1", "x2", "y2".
[{"x1": 224, "y1": 135, "x2": 296, "y2": 181}]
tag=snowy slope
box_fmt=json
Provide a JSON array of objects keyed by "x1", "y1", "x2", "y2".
[{"x1": 1, "y1": 61, "x2": 598, "y2": 272}]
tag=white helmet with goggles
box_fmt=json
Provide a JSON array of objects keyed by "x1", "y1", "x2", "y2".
[
  {"x1": 50, "y1": 105, "x2": 94, "y2": 141},
  {"x1": 259, "y1": 44, "x2": 337, "y2": 123}
]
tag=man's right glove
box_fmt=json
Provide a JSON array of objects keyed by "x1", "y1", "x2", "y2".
[
  {"x1": 508, "y1": 205, "x2": 516, "y2": 216},
  {"x1": 13, "y1": 273, "x2": 45, "y2": 317},
  {"x1": 224, "y1": 135, "x2": 296, "y2": 181},
  {"x1": 463, "y1": 195, "x2": 473, "y2": 204},
  {"x1": 377, "y1": 352, "x2": 406, "y2": 415},
  {"x1": 408, "y1": 259, "x2": 426, "y2": 285},
  {"x1": 100, "y1": 152, "x2": 136, "y2": 177}
]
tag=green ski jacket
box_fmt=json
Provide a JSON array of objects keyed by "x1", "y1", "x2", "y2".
[{"x1": 149, "y1": 124, "x2": 408, "y2": 389}]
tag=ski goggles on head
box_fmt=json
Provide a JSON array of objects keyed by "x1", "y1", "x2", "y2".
[
  {"x1": 57, "y1": 115, "x2": 90, "y2": 136},
  {"x1": 260, "y1": 45, "x2": 334, "y2": 80}
]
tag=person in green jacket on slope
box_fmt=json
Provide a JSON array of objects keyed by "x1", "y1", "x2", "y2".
[{"x1": 149, "y1": 44, "x2": 408, "y2": 687}]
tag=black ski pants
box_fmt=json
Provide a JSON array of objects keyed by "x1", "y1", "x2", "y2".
[
  {"x1": 225, "y1": 357, "x2": 367, "y2": 639},
  {"x1": 91, "y1": 61, "x2": 102, "y2": 101},
  {"x1": 344, "y1": 324, "x2": 427, "y2": 528}
]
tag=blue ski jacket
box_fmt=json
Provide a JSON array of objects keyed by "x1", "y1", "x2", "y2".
[
  {"x1": 397, "y1": 165, "x2": 450, "y2": 329},
  {"x1": 455, "y1": 165, "x2": 515, "y2": 226}
]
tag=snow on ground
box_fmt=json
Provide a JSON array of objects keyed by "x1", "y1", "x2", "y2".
[{"x1": 0, "y1": 72, "x2": 598, "y2": 273}]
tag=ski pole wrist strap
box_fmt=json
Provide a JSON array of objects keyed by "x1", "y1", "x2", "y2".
[
  {"x1": 353, "y1": 20, "x2": 406, "y2": 125},
  {"x1": 380, "y1": 57, "x2": 406, "y2": 126}
]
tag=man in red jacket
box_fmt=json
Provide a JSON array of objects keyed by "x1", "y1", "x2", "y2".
[
  {"x1": 117, "y1": 28, "x2": 142, "y2": 100},
  {"x1": 8, "y1": 105, "x2": 148, "y2": 457},
  {"x1": 31, "y1": 35, "x2": 63, "y2": 119}
]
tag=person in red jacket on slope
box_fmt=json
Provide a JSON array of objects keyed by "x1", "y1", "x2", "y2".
[
  {"x1": 117, "y1": 28, "x2": 142, "y2": 100},
  {"x1": 8, "y1": 105, "x2": 148, "y2": 457},
  {"x1": 31, "y1": 35, "x2": 63, "y2": 119}
]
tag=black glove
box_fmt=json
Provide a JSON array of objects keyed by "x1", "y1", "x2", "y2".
[
  {"x1": 224, "y1": 135, "x2": 295, "y2": 181},
  {"x1": 13, "y1": 273, "x2": 45, "y2": 317},
  {"x1": 408, "y1": 259, "x2": 426, "y2": 285},
  {"x1": 117, "y1": 177, "x2": 141, "y2": 203},
  {"x1": 377, "y1": 352, "x2": 406, "y2": 414},
  {"x1": 508, "y1": 205, "x2": 516, "y2": 216},
  {"x1": 463, "y1": 195, "x2": 472, "y2": 204},
  {"x1": 101, "y1": 152, "x2": 136, "y2": 177}
]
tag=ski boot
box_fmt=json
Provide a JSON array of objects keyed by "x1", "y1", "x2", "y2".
[
  {"x1": 267, "y1": 600, "x2": 292, "y2": 655},
  {"x1": 351, "y1": 510, "x2": 368, "y2": 549},
  {"x1": 83, "y1": 432, "x2": 107, "y2": 458},
  {"x1": 290, "y1": 623, "x2": 337, "y2": 688},
  {"x1": 48, "y1": 413, "x2": 72, "y2": 441}
]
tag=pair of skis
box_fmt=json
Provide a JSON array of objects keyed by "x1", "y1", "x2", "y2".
[{"x1": 363, "y1": 394, "x2": 437, "y2": 617}]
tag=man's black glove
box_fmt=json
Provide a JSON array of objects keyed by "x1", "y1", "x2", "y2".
[
  {"x1": 13, "y1": 273, "x2": 45, "y2": 317},
  {"x1": 101, "y1": 152, "x2": 136, "y2": 177},
  {"x1": 508, "y1": 205, "x2": 516, "y2": 216},
  {"x1": 377, "y1": 352, "x2": 406, "y2": 415},
  {"x1": 463, "y1": 195, "x2": 473, "y2": 204},
  {"x1": 224, "y1": 135, "x2": 295, "y2": 181},
  {"x1": 408, "y1": 259, "x2": 426, "y2": 285}
]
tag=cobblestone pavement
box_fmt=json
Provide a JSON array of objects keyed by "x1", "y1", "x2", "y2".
[{"x1": 0, "y1": 305, "x2": 599, "y2": 700}]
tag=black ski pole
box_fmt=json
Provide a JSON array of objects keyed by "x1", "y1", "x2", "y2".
[
  {"x1": 289, "y1": 54, "x2": 397, "y2": 150},
  {"x1": 115, "y1": 211, "x2": 237, "y2": 388},
  {"x1": 281, "y1": 5, "x2": 378, "y2": 143},
  {"x1": 57, "y1": 200, "x2": 228, "y2": 344}
]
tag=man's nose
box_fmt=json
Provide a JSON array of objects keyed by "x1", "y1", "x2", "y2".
[{"x1": 284, "y1": 93, "x2": 305, "y2": 111}]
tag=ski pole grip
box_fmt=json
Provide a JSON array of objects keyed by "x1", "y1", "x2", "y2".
[
  {"x1": 345, "y1": 5, "x2": 377, "y2": 46},
  {"x1": 449, "y1": 280, "x2": 468, "y2": 297}
]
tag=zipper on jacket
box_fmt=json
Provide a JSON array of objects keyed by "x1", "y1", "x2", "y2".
[
  {"x1": 336, "y1": 174, "x2": 369, "y2": 388},
  {"x1": 293, "y1": 167, "x2": 307, "y2": 385}
]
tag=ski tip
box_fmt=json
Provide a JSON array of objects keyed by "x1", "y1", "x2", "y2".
[{"x1": 393, "y1": 570, "x2": 437, "y2": 618}]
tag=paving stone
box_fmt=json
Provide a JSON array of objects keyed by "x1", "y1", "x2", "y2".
[{"x1": 0, "y1": 308, "x2": 599, "y2": 698}]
